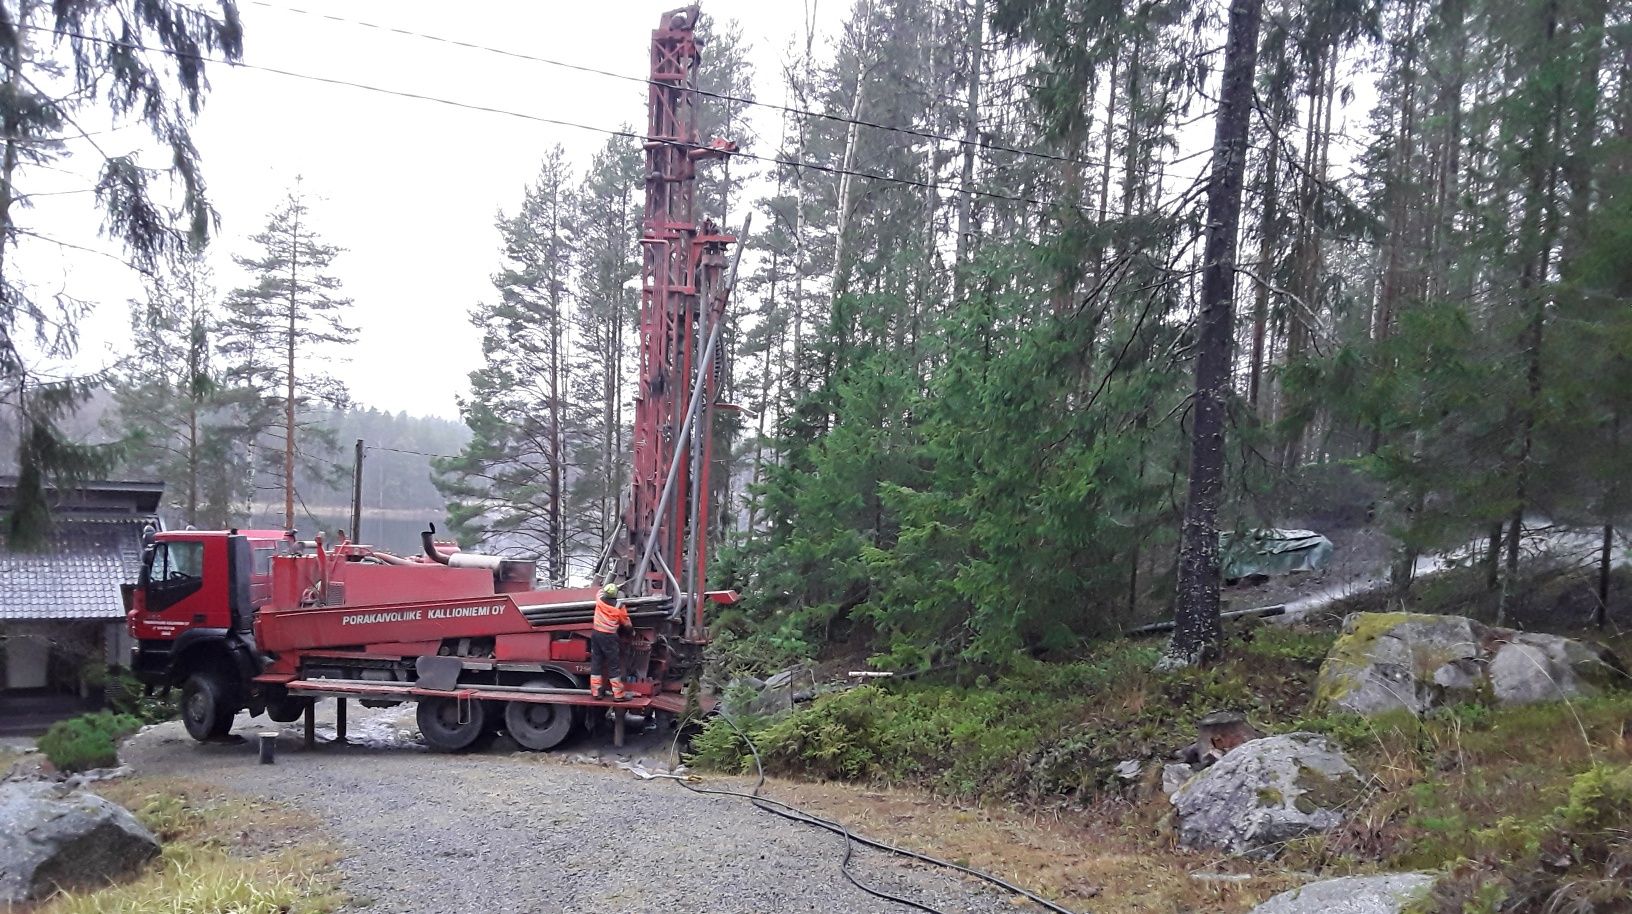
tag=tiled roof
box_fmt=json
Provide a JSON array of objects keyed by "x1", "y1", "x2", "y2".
[{"x1": 0, "y1": 516, "x2": 153, "y2": 620}]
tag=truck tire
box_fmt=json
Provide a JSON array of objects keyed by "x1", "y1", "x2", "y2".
[
  {"x1": 504, "y1": 687, "x2": 578, "y2": 752},
  {"x1": 181, "y1": 672, "x2": 237, "y2": 741},
  {"x1": 416, "y1": 697, "x2": 488, "y2": 752}
]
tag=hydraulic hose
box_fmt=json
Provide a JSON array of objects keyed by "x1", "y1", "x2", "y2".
[{"x1": 662, "y1": 711, "x2": 1083, "y2": 914}]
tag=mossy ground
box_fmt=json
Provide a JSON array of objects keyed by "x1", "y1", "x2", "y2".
[{"x1": 31, "y1": 777, "x2": 344, "y2": 914}]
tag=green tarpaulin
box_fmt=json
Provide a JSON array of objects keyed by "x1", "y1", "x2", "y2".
[{"x1": 1221, "y1": 528, "x2": 1333, "y2": 581}]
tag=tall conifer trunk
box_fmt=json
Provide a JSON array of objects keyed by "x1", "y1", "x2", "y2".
[{"x1": 1166, "y1": 0, "x2": 1262, "y2": 668}]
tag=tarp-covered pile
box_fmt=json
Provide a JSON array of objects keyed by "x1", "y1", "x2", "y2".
[{"x1": 1221, "y1": 529, "x2": 1333, "y2": 582}]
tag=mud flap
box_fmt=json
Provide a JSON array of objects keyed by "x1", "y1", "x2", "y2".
[{"x1": 414, "y1": 655, "x2": 463, "y2": 691}]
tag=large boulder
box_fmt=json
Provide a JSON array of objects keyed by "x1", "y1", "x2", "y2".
[
  {"x1": 1312, "y1": 612, "x2": 1626, "y2": 716},
  {"x1": 1248, "y1": 873, "x2": 1434, "y2": 914},
  {"x1": 0, "y1": 782, "x2": 159, "y2": 902},
  {"x1": 1171, "y1": 732, "x2": 1366, "y2": 858}
]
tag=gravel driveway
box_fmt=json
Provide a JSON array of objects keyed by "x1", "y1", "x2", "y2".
[{"x1": 122, "y1": 704, "x2": 1041, "y2": 914}]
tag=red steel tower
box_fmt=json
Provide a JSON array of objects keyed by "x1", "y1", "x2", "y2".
[{"x1": 624, "y1": 5, "x2": 737, "y2": 640}]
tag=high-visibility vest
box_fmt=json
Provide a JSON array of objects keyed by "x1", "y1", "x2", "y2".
[{"x1": 593, "y1": 597, "x2": 630, "y2": 634}]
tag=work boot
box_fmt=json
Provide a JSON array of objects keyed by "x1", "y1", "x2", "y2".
[{"x1": 612, "y1": 692, "x2": 633, "y2": 702}]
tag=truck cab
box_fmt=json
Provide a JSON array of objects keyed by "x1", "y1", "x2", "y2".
[{"x1": 127, "y1": 529, "x2": 287, "y2": 737}]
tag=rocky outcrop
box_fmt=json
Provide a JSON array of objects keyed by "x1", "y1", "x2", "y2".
[
  {"x1": 0, "y1": 782, "x2": 159, "y2": 903},
  {"x1": 1171, "y1": 733, "x2": 1365, "y2": 858},
  {"x1": 1247, "y1": 873, "x2": 1434, "y2": 914},
  {"x1": 1312, "y1": 612, "x2": 1626, "y2": 716}
]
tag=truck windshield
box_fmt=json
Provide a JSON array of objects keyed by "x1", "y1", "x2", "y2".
[{"x1": 155, "y1": 541, "x2": 205, "y2": 580}]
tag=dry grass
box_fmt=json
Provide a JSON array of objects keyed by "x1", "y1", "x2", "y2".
[
  {"x1": 767, "y1": 778, "x2": 1302, "y2": 914},
  {"x1": 26, "y1": 777, "x2": 343, "y2": 914}
]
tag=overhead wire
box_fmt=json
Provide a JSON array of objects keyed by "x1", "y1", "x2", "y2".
[
  {"x1": 246, "y1": 0, "x2": 1126, "y2": 175},
  {"x1": 22, "y1": 25, "x2": 1207, "y2": 217}
]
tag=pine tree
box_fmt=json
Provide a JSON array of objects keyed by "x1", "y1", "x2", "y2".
[
  {"x1": 437, "y1": 148, "x2": 580, "y2": 578},
  {"x1": 568, "y1": 133, "x2": 644, "y2": 557},
  {"x1": 113, "y1": 247, "x2": 247, "y2": 527},
  {"x1": 221, "y1": 186, "x2": 356, "y2": 531}
]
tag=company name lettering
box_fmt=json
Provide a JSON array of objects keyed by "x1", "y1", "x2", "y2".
[{"x1": 339, "y1": 603, "x2": 506, "y2": 626}]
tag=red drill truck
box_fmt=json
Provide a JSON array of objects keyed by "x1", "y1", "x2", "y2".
[{"x1": 126, "y1": 5, "x2": 741, "y2": 752}]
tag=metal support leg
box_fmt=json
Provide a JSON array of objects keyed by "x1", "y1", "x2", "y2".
[
  {"x1": 335, "y1": 698, "x2": 348, "y2": 743},
  {"x1": 303, "y1": 702, "x2": 315, "y2": 750},
  {"x1": 613, "y1": 709, "x2": 626, "y2": 749}
]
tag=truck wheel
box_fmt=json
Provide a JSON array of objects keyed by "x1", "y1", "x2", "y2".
[
  {"x1": 181, "y1": 673, "x2": 237, "y2": 741},
  {"x1": 416, "y1": 697, "x2": 487, "y2": 752},
  {"x1": 505, "y1": 690, "x2": 577, "y2": 752}
]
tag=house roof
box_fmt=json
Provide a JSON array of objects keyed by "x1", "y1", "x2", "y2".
[
  {"x1": 1, "y1": 479, "x2": 162, "y2": 621},
  {"x1": 0, "y1": 516, "x2": 152, "y2": 621},
  {"x1": 0, "y1": 477, "x2": 164, "y2": 516}
]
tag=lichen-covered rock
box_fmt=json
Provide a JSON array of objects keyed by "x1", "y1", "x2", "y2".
[
  {"x1": 1312, "y1": 612, "x2": 1626, "y2": 716},
  {"x1": 1171, "y1": 733, "x2": 1365, "y2": 857},
  {"x1": 1247, "y1": 873, "x2": 1433, "y2": 914},
  {"x1": 0, "y1": 782, "x2": 159, "y2": 902}
]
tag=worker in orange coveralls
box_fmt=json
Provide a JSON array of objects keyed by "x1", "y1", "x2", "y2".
[{"x1": 590, "y1": 583, "x2": 633, "y2": 701}]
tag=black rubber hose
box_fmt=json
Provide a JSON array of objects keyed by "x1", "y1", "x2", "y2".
[{"x1": 673, "y1": 711, "x2": 1083, "y2": 914}]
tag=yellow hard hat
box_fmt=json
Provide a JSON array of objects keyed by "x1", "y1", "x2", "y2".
[{"x1": 602, "y1": 583, "x2": 619, "y2": 599}]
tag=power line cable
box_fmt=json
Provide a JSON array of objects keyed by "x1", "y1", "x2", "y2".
[
  {"x1": 366, "y1": 443, "x2": 461, "y2": 461},
  {"x1": 247, "y1": 0, "x2": 1126, "y2": 175},
  {"x1": 29, "y1": 23, "x2": 1100, "y2": 214}
]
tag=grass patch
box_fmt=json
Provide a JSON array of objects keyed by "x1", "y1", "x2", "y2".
[
  {"x1": 36, "y1": 712, "x2": 143, "y2": 773},
  {"x1": 34, "y1": 778, "x2": 342, "y2": 914},
  {"x1": 767, "y1": 777, "x2": 1301, "y2": 914},
  {"x1": 1289, "y1": 694, "x2": 1632, "y2": 874}
]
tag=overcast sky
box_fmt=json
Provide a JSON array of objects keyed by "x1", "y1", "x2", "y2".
[{"x1": 24, "y1": 0, "x2": 839, "y2": 421}]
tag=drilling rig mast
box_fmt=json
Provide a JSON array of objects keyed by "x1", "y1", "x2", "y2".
[{"x1": 623, "y1": 4, "x2": 738, "y2": 641}]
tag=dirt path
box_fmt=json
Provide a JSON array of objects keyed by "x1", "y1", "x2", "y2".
[{"x1": 121, "y1": 704, "x2": 1038, "y2": 914}]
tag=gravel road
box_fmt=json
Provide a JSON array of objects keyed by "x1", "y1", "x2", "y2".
[{"x1": 122, "y1": 703, "x2": 1039, "y2": 914}]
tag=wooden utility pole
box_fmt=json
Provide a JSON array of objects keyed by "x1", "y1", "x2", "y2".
[
  {"x1": 351, "y1": 438, "x2": 364, "y2": 543},
  {"x1": 1165, "y1": 0, "x2": 1263, "y2": 668},
  {"x1": 953, "y1": 0, "x2": 985, "y2": 294},
  {"x1": 283, "y1": 192, "x2": 301, "y2": 531}
]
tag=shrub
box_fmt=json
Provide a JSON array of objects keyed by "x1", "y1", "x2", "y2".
[
  {"x1": 106, "y1": 671, "x2": 178, "y2": 724},
  {"x1": 1557, "y1": 762, "x2": 1632, "y2": 831},
  {"x1": 37, "y1": 712, "x2": 142, "y2": 773}
]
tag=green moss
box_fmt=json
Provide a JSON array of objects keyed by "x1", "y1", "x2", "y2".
[
  {"x1": 1311, "y1": 612, "x2": 1418, "y2": 710},
  {"x1": 1258, "y1": 787, "x2": 1284, "y2": 806}
]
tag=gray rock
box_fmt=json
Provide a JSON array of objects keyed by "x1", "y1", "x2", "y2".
[
  {"x1": 749, "y1": 665, "x2": 815, "y2": 717},
  {"x1": 1313, "y1": 612, "x2": 1626, "y2": 716},
  {"x1": 1248, "y1": 873, "x2": 1434, "y2": 914},
  {"x1": 1489, "y1": 632, "x2": 1622, "y2": 705},
  {"x1": 0, "y1": 782, "x2": 159, "y2": 902},
  {"x1": 1113, "y1": 759, "x2": 1142, "y2": 781},
  {"x1": 1162, "y1": 762, "x2": 1197, "y2": 797},
  {"x1": 1171, "y1": 732, "x2": 1365, "y2": 858}
]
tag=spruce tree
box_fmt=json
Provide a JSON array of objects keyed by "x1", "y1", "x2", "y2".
[{"x1": 0, "y1": 0, "x2": 242, "y2": 545}]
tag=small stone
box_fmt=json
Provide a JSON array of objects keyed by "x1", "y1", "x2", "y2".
[
  {"x1": 1162, "y1": 762, "x2": 1197, "y2": 797},
  {"x1": 1247, "y1": 873, "x2": 1434, "y2": 914},
  {"x1": 1114, "y1": 759, "x2": 1142, "y2": 781}
]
